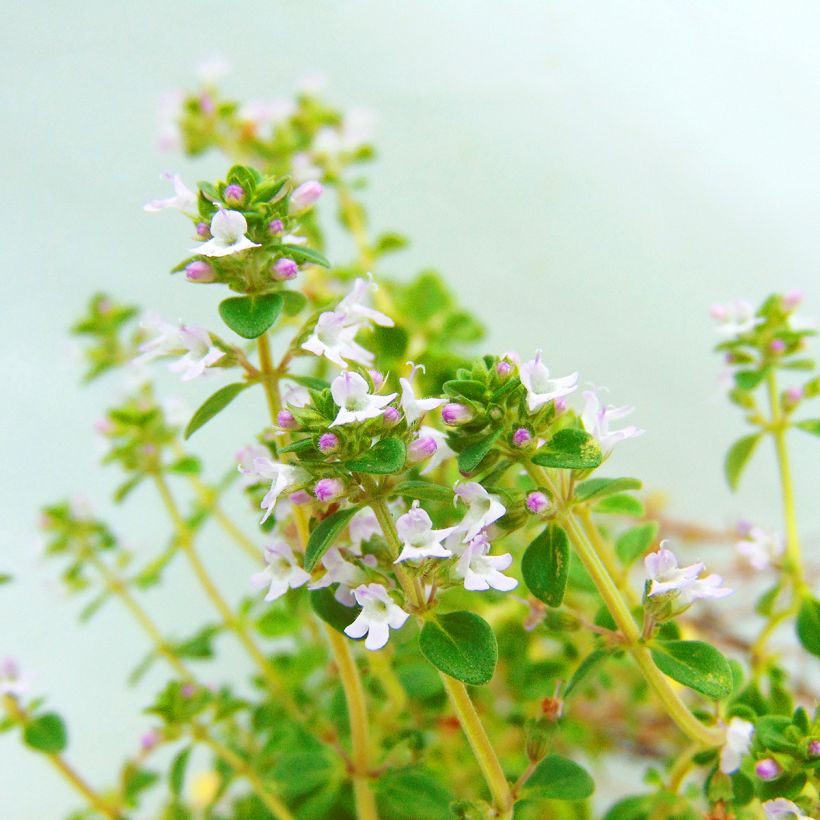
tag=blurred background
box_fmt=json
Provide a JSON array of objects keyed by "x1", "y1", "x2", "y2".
[{"x1": 2, "y1": 1, "x2": 819, "y2": 815}]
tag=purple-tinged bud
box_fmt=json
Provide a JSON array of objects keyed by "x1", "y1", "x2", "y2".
[
  {"x1": 785, "y1": 386, "x2": 804, "y2": 405},
  {"x1": 496, "y1": 360, "x2": 513, "y2": 378},
  {"x1": 369, "y1": 369, "x2": 385, "y2": 390},
  {"x1": 736, "y1": 519, "x2": 753, "y2": 537},
  {"x1": 383, "y1": 407, "x2": 401, "y2": 427},
  {"x1": 141, "y1": 730, "x2": 160, "y2": 751},
  {"x1": 195, "y1": 221, "x2": 211, "y2": 238},
  {"x1": 268, "y1": 218, "x2": 285, "y2": 235},
  {"x1": 289, "y1": 490, "x2": 312, "y2": 505},
  {"x1": 315, "y1": 478, "x2": 345, "y2": 503},
  {"x1": 554, "y1": 397, "x2": 568, "y2": 416},
  {"x1": 277, "y1": 410, "x2": 298, "y2": 430},
  {"x1": 442, "y1": 403, "x2": 473, "y2": 426},
  {"x1": 808, "y1": 739, "x2": 820, "y2": 757},
  {"x1": 710, "y1": 303, "x2": 728, "y2": 321},
  {"x1": 512, "y1": 427, "x2": 533, "y2": 448},
  {"x1": 185, "y1": 260, "x2": 216, "y2": 283},
  {"x1": 408, "y1": 436, "x2": 437, "y2": 464},
  {"x1": 223, "y1": 184, "x2": 246, "y2": 207},
  {"x1": 754, "y1": 759, "x2": 781, "y2": 781},
  {"x1": 318, "y1": 433, "x2": 340, "y2": 454},
  {"x1": 199, "y1": 93, "x2": 215, "y2": 115},
  {"x1": 98, "y1": 298, "x2": 113, "y2": 315},
  {"x1": 272, "y1": 258, "x2": 299, "y2": 281},
  {"x1": 94, "y1": 418, "x2": 114, "y2": 435},
  {"x1": 784, "y1": 289, "x2": 804, "y2": 310},
  {"x1": 181, "y1": 683, "x2": 196, "y2": 699},
  {"x1": 526, "y1": 491, "x2": 551, "y2": 515},
  {"x1": 769, "y1": 339, "x2": 786, "y2": 354},
  {"x1": 289, "y1": 180, "x2": 323, "y2": 213}
]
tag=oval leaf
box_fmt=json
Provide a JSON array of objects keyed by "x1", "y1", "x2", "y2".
[
  {"x1": 218, "y1": 293, "x2": 283, "y2": 339},
  {"x1": 169, "y1": 746, "x2": 192, "y2": 796},
  {"x1": 419, "y1": 611, "x2": 497, "y2": 685},
  {"x1": 376, "y1": 766, "x2": 453, "y2": 820},
  {"x1": 796, "y1": 596, "x2": 820, "y2": 657},
  {"x1": 650, "y1": 640, "x2": 733, "y2": 700},
  {"x1": 724, "y1": 434, "x2": 761, "y2": 491},
  {"x1": 310, "y1": 588, "x2": 355, "y2": 635},
  {"x1": 575, "y1": 477, "x2": 642, "y2": 503},
  {"x1": 564, "y1": 648, "x2": 613, "y2": 698},
  {"x1": 24, "y1": 712, "x2": 68, "y2": 754},
  {"x1": 594, "y1": 493, "x2": 645, "y2": 517},
  {"x1": 522, "y1": 754, "x2": 595, "y2": 800},
  {"x1": 522, "y1": 524, "x2": 570, "y2": 607},
  {"x1": 184, "y1": 382, "x2": 249, "y2": 439},
  {"x1": 304, "y1": 507, "x2": 361, "y2": 571},
  {"x1": 532, "y1": 429, "x2": 603, "y2": 470},
  {"x1": 795, "y1": 419, "x2": 820, "y2": 437},
  {"x1": 280, "y1": 244, "x2": 330, "y2": 268},
  {"x1": 615, "y1": 522, "x2": 659, "y2": 566},
  {"x1": 458, "y1": 429, "x2": 501, "y2": 475},
  {"x1": 391, "y1": 481, "x2": 454, "y2": 503},
  {"x1": 346, "y1": 438, "x2": 406, "y2": 474}
]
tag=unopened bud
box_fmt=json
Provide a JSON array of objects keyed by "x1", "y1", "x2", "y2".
[
  {"x1": 769, "y1": 339, "x2": 786, "y2": 354},
  {"x1": 783, "y1": 289, "x2": 804, "y2": 310},
  {"x1": 525, "y1": 716, "x2": 552, "y2": 762},
  {"x1": 277, "y1": 410, "x2": 298, "y2": 430},
  {"x1": 785, "y1": 386, "x2": 804, "y2": 407},
  {"x1": 526, "y1": 491, "x2": 550, "y2": 515},
  {"x1": 383, "y1": 407, "x2": 401, "y2": 427},
  {"x1": 272, "y1": 258, "x2": 299, "y2": 281},
  {"x1": 223, "y1": 184, "x2": 245, "y2": 207},
  {"x1": 408, "y1": 436, "x2": 437, "y2": 464},
  {"x1": 268, "y1": 218, "x2": 284, "y2": 235},
  {"x1": 195, "y1": 221, "x2": 210, "y2": 238},
  {"x1": 512, "y1": 427, "x2": 532, "y2": 448},
  {"x1": 289, "y1": 180, "x2": 323, "y2": 213},
  {"x1": 754, "y1": 759, "x2": 781, "y2": 781},
  {"x1": 369, "y1": 369, "x2": 385, "y2": 390},
  {"x1": 318, "y1": 433, "x2": 340, "y2": 454},
  {"x1": 496, "y1": 360, "x2": 513, "y2": 377},
  {"x1": 808, "y1": 739, "x2": 820, "y2": 757},
  {"x1": 442, "y1": 403, "x2": 473, "y2": 426},
  {"x1": 185, "y1": 260, "x2": 216, "y2": 283},
  {"x1": 315, "y1": 478, "x2": 345, "y2": 503},
  {"x1": 141, "y1": 730, "x2": 160, "y2": 751}
]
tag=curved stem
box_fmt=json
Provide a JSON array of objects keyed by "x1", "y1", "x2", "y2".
[
  {"x1": 152, "y1": 473, "x2": 299, "y2": 718},
  {"x1": 667, "y1": 741, "x2": 699, "y2": 794},
  {"x1": 324, "y1": 626, "x2": 379, "y2": 820}
]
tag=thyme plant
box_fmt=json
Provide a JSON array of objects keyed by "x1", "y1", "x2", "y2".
[{"x1": 2, "y1": 68, "x2": 819, "y2": 820}]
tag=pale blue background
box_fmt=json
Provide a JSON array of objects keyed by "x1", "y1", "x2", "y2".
[{"x1": 2, "y1": 2, "x2": 819, "y2": 815}]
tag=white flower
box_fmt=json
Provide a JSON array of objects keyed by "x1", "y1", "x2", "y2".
[
  {"x1": 763, "y1": 798, "x2": 813, "y2": 820},
  {"x1": 302, "y1": 311, "x2": 375, "y2": 368},
  {"x1": 417, "y1": 426, "x2": 455, "y2": 475},
  {"x1": 344, "y1": 583, "x2": 409, "y2": 650},
  {"x1": 238, "y1": 98, "x2": 295, "y2": 138},
  {"x1": 282, "y1": 383, "x2": 311, "y2": 408},
  {"x1": 197, "y1": 56, "x2": 231, "y2": 84},
  {"x1": 144, "y1": 172, "x2": 198, "y2": 216},
  {"x1": 167, "y1": 326, "x2": 224, "y2": 381},
  {"x1": 519, "y1": 350, "x2": 578, "y2": 412},
  {"x1": 719, "y1": 717, "x2": 754, "y2": 774},
  {"x1": 737, "y1": 526, "x2": 784, "y2": 571},
  {"x1": 161, "y1": 397, "x2": 188, "y2": 427},
  {"x1": 314, "y1": 108, "x2": 375, "y2": 157},
  {"x1": 394, "y1": 501, "x2": 456, "y2": 563},
  {"x1": 235, "y1": 444, "x2": 271, "y2": 486},
  {"x1": 454, "y1": 482, "x2": 506, "y2": 542},
  {"x1": 192, "y1": 209, "x2": 261, "y2": 258},
  {"x1": 337, "y1": 275, "x2": 394, "y2": 328},
  {"x1": 329, "y1": 372, "x2": 397, "y2": 427},
  {"x1": 710, "y1": 300, "x2": 762, "y2": 337},
  {"x1": 0, "y1": 658, "x2": 28, "y2": 698},
  {"x1": 238, "y1": 458, "x2": 309, "y2": 522},
  {"x1": 581, "y1": 388, "x2": 643, "y2": 455},
  {"x1": 309, "y1": 547, "x2": 362, "y2": 601},
  {"x1": 251, "y1": 542, "x2": 310, "y2": 602},
  {"x1": 645, "y1": 542, "x2": 732, "y2": 604},
  {"x1": 400, "y1": 363, "x2": 445, "y2": 425},
  {"x1": 349, "y1": 508, "x2": 382, "y2": 552},
  {"x1": 456, "y1": 533, "x2": 517, "y2": 592}
]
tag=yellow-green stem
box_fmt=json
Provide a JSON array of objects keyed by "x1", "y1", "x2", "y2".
[
  {"x1": 325, "y1": 626, "x2": 379, "y2": 820},
  {"x1": 152, "y1": 473, "x2": 299, "y2": 718},
  {"x1": 257, "y1": 334, "x2": 281, "y2": 421},
  {"x1": 368, "y1": 497, "x2": 421, "y2": 605}
]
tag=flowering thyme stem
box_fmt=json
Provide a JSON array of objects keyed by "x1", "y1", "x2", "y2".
[
  {"x1": 324, "y1": 626, "x2": 379, "y2": 820},
  {"x1": 527, "y1": 463, "x2": 725, "y2": 749},
  {"x1": 257, "y1": 333, "x2": 281, "y2": 422},
  {"x1": 152, "y1": 473, "x2": 299, "y2": 717},
  {"x1": 2, "y1": 695, "x2": 122, "y2": 819},
  {"x1": 193, "y1": 724, "x2": 294, "y2": 820}
]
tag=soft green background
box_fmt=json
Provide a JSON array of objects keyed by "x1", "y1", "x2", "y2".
[{"x1": 2, "y1": 1, "x2": 819, "y2": 815}]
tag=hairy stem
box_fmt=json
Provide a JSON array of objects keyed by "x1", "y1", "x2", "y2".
[{"x1": 257, "y1": 334, "x2": 281, "y2": 422}]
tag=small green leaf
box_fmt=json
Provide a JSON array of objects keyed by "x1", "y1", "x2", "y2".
[
  {"x1": 564, "y1": 648, "x2": 613, "y2": 698},
  {"x1": 167, "y1": 456, "x2": 202, "y2": 475},
  {"x1": 0, "y1": 573, "x2": 12, "y2": 585},
  {"x1": 310, "y1": 588, "x2": 354, "y2": 635},
  {"x1": 391, "y1": 481, "x2": 454, "y2": 502},
  {"x1": 346, "y1": 438, "x2": 406, "y2": 474},
  {"x1": 724, "y1": 434, "x2": 762, "y2": 491},
  {"x1": 522, "y1": 754, "x2": 595, "y2": 800},
  {"x1": 281, "y1": 290, "x2": 308, "y2": 316},
  {"x1": 304, "y1": 507, "x2": 361, "y2": 571},
  {"x1": 615, "y1": 522, "x2": 658, "y2": 566},
  {"x1": 650, "y1": 640, "x2": 733, "y2": 700},
  {"x1": 458, "y1": 429, "x2": 501, "y2": 474},
  {"x1": 442, "y1": 379, "x2": 486, "y2": 400},
  {"x1": 521, "y1": 524, "x2": 570, "y2": 607},
  {"x1": 419, "y1": 611, "x2": 498, "y2": 685},
  {"x1": 287, "y1": 374, "x2": 329, "y2": 391},
  {"x1": 794, "y1": 419, "x2": 820, "y2": 437},
  {"x1": 218, "y1": 293, "x2": 283, "y2": 339},
  {"x1": 169, "y1": 746, "x2": 192, "y2": 797},
  {"x1": 114, "y1": 474, "x2": 144, "y2": 503},
  {"x1": 734, "y1": 369, "x2": 768, "y2": 391},
  {"x1": 532, "y1": 429, "x2": 603, "y2": 470},
  {"x1": 376, "y1": 766, "x2": 453, "y2": 820},
  {"x1": 280, "y1": 244, "x2": 330, "y2": 268},
  {"x1": 574, "y1": 477, "x2": 642, "y2": 503},
  {"x1": 24, "y1": 713, "x2": 68, "y2": 753},
  {"x1": 184, "y1": 383, "x2": 249, "y2": 439},
  {"x1": 593, "y1": 494, "x2": 645, "y2": 516},
  {"x1": 796, "y1": 596, "x2": 820, "y2": 657}
]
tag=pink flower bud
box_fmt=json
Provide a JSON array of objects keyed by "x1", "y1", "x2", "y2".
[
  {"x1": 289, "y1": 180, "x2": 323, "y2": 213},
  {"x1": 272, "y1": 258, "x2": 299, "y2": 281},
  {"x1": 195, "y1": 221, "x2": 211, "y2": 238},
  {"x1": 526, "y1": 491, "x2": 550, "y2": 515},
  {"x1": 710, "y1": 304, "x2": 728, "y2": 321},
  {"x1": 315, "y1": 478, "x2": 345, "y2": 503},
  {"x1": 808, "y1": 739, "x2": 820, "y2": 757},
  {"x1": 277, "y1": 410, "x2": 298, "y2": 430},
  {"x1": 181, "y1": 683, "x2": 196, "y2": 699},
  {"x1": 141, "y1": 730, "x2": 160, "y2": 750},
  {"x1": 369, "y1": 370, "x2": 385, "y2": 390},
  {"x1": 223, "y1": 184, "x2": 245, "y2": 206},
  {"x1": 496, "y1": 361, "x2": 513, "y2": 377},
  {"x1": 784, "y1": 289, "x2": 804, "y2": 310},
  {"x1": 785, "y1": 386, "x2": 804, "y2": 405},
  {"x1": 554, "y1": 397, "x2": 568, "y2": 416},
  {"x1": 289, "y1": 490, "x2": 312, "y2": 505},
  {"x1": 407, "y1": 436, "x2": 437, "y2": 464},
  {"x1": 185, "y1": 260, "x2": 216, "y2": 283},
  {"x1": 94, "y1": 418, "x2": 114, "y2": 435},
  {"x1": 442, "y1": 403, "x2": 473, "y2": 426},
  {"x1": 754, "y1": 759, "x2": 781, "y2": 781},
  {"x1": 383, "y1": 407, "x2": 401, "y2": 427},
  {"x1": 769, "y1": 339, "x2": 786, "y2": 354},
  {"x1": 268, "y1": 218, "x2": 284, "y2": 235},
  {"x1": 318, "y1": 433, "x2": 340, "y2": 454},
  {"x1": 512, "y1": 428, "x2": 533, "y2": 448},
  {"x1": 199, "y1": 93, "x2": 215, "y2": 115}
]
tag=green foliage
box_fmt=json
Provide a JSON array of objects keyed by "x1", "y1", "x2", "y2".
[
  {"x1": 218, "y1": 293, "x2": 284, "y2": 339},
  {"x1": 796, "y1": 596, "x2": 820, "y2": 657},
  {"x1": 345, "y1": 438, "x2": 406, "y2": 474},
  {"x1": 419, "y1": 612, "x2": 498, "y2": 685},
  {"x1": 532, "y1": 429, "x2": 603, "y2": 470},
  {"x1": 304, "y1": 506, "x2": 361, "y2": 571},
  {"x1": 458, "y1": 429, "x2": 501, "y2": 475},
  {"x1": 574, "y1": 477, "x2": 642, "y2": 503},
  {"x1": 184, "y1": 383, "x2": 249, "y2": 439},
  {"x1": 521, "y1": 524, "x2": 570, "y2": 607},
  {"x1": 520, "y1": 754, "x2": 595, "y2": 800},
  {"x1": 23, "y1": 713, "x2": 68, "y2": 754},
  {"x1": 310, "y1": 588, "x2": 354, "y2": 634},
  {"x1": 650, "y1": 640, "x2": 733, "y2": 700},
  {"x1": 375, "y1": 766, "x2": 454, "y2": 819},
  {"x1": 615, "y1": 522, "x2": 658, "y2": 566},
  {"x1": 724, "y1": 433, "x2": 762, "y2": 490}
]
